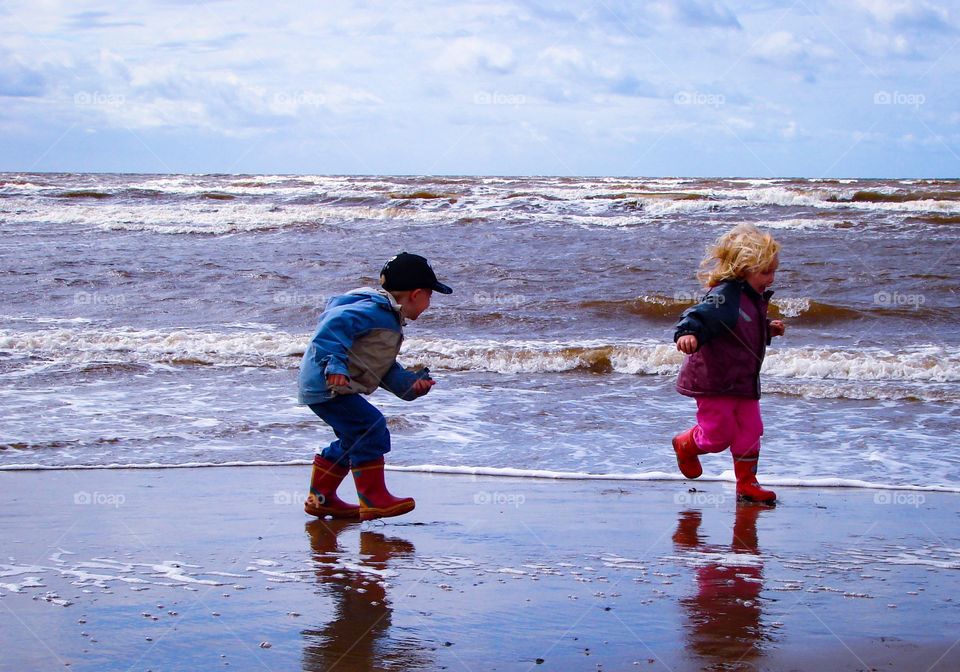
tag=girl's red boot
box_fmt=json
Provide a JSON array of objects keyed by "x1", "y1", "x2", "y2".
[
  {"x1": 352, "y1": 458, "x2": 416, "y2": 521},
  {"x1": 304, "y1": 455, "x2": 361, "y2": 519},
  {"x1": 672, "y1": 427, "x2": 703, "y2": 479},
  {"x1": 733, "y1": 455, "x2": 776, "y2": 504}
]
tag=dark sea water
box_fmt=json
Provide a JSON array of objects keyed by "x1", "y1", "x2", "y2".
[{"x1": 1, "y1": 174, "x2": 958, "y2": 490}]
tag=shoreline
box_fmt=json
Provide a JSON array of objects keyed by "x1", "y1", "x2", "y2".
[
  {"x1": 1, "y1": 460, "x2": 958, "y2": 494},
  {"x1": 2, "y1": 465, "x2": 959, "y2": 671}
]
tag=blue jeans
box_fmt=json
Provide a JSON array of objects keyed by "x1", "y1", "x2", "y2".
[{"x1": 308, "y1": 395, "x2": 391, "y2": 468}]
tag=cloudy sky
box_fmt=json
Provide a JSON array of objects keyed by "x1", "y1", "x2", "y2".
[{"x1": 1, "y1": 0, "x2": 958, "y2": 177}]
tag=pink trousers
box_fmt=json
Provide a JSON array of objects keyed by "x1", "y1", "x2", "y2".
[{"x1": 693, "y1": 396, "x2": 763, "y2": 459}]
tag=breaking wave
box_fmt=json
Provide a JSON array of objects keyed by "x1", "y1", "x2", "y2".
[{"x1": 2, "y1": 328, "x2": 957, "y2": 390}]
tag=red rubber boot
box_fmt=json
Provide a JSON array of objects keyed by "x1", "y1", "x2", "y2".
[
  {"x1": 352, "y1": 458, "x2": 416, "y2": 521},
  {"x1": 304, "y1": 455, "x2": 361, "y2": 519},
  {"x1": 672, "y1": 427, "x2": 703, "y2": 479},
  {"x1": 733, "y1": 454, "x2": 776, "y2": 504}
]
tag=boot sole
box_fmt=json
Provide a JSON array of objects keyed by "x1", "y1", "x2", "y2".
[
  {"x1": 736, "y1": 494, "x2": 776, "y2": 505},
  {"x1": 359, "y1": 500, "x2": 416, "y2": 521},
  {"x1": 304, "y1": 504, "x2": 361, "y2": 520}
]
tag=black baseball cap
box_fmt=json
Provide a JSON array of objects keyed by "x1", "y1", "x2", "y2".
[{"x1": 380, "y1": 252, "x2": 453, "y2": 294}]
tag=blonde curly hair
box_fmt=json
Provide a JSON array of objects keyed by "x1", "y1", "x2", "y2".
[{"x1": 697, "y1": 223, "x2": 781, "y2": 288}]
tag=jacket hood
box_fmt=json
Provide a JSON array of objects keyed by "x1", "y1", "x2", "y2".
[{"x1": 327, "y1": 287, "x2": 404, "y2": 319}]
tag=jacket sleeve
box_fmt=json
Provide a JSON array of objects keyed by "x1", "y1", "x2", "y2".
[
  {"x1": 306, "y1": 307, "x2": 376, "y2": 379},
  {"x1": 379, "y1": 363, "x2": 432, "y2": 401},
  {"x1": 673, "y1": 283, "x2": 741, "y2": 348}
]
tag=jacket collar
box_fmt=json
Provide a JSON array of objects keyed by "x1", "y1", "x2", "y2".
[
  {"x1": 737, "y1": 280, "x2": 774, "y2": 301},
  {"x1": 346, "y1": 287, "x2": 406, "y2": 325},
  {"x1": 378, "y1": 289, "x2": 406, "y2": 325}
]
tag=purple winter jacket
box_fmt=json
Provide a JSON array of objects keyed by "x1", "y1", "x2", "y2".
[{"x1": 673, "y1": 280, "x2": 774, "y2": 399}]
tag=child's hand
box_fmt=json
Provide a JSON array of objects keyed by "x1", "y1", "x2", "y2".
[
  {"x1": 676, "y1": 335, "x2": 698, "y2": 354},
  {"x1": 769, "y1": 320, "x2": 785, "y2": 337},
  {"x1": 326, "y1": 374, "x2": 350, "y2": 388},
  {"x1": 412, "y1": 378, "x2": 435, "y2": 396}
]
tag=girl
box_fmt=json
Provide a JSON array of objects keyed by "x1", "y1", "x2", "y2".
[{"x1": 672, "y1": 223, "x2": 785, "y2": 503}]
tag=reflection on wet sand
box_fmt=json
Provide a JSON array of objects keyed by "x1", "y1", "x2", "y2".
[
  {"x1": 302, "y1": 520, "x2": 431, "y2": 672},
  {"x1": 673, "y1": 505, "x2": 773, "y2": 670}
]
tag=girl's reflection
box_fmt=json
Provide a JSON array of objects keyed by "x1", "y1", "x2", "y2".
[{"x1": 673, "y1": 505, "x2": 774, "y2": 668}]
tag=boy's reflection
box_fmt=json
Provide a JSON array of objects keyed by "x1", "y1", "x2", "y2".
[
  {"x1": 673, "y1": 504, "x2": 772, "y2": 668},
  {"x1": 302, "y1": 520, "x2": 429, "y2": 672}
]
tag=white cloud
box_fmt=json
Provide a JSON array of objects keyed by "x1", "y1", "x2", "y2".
[
  {"x1": 534, "y1": 45, "x2": 659, "y2": 100},
  {"x1": 0, "y1": 49, "x2": 46, "y2": 96},
  {"x1": 751, "y1": 31, "x2": 834, "y2": 65},
  {"x1": 435, "y1": 37, "x2": 516, "y2": 74},
  {"x1": 0, "y1": 0, "x2": 955, "y2": 176},
  {"x1": 856, "y1": 0, "x2": 952, "y2": 30},
  {"x1": 863, "y1": 28, "x2": 918, "y2": 58}
]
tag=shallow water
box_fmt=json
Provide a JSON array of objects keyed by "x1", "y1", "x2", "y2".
[{"x1": 1, "y1": 173, "x2": 958, "y2": 489}]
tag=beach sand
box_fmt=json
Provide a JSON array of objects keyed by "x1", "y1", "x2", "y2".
[{"x1": 1, "y1": 466, "x2": 959, "y2": 671}]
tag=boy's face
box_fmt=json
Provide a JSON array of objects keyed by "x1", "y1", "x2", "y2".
[
  {"x1": 400, "y1": 288, "x2": 432, "y2": 321},
  {"x1": 744, "y1": 255, "x2": 779, "y2": 294}
]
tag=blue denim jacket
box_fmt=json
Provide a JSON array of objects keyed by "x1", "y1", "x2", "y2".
[{"x1": 298, "y1": 288, "x2": 430, "y2": 405}]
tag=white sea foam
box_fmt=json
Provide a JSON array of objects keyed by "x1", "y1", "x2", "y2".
[
  {"x1": 753, "y1": 218, "x2": 839, "y2": 231},
  {"x1": 770, "y1": 297, "x2": 812, "y2": 317},
  {"x1": 765, "y1": 345, "x2": 960, "y2": 383},
  {"x1": 665, "y1": 551, "x2": 764, "y2": 568},
  {"x1": 717, "y1": 186, "x2": 960, "y2": 214},
  {"x1": 0, "y1": 326, "x2": 305, "y2": 367},
  {"x1": 4, "y1": 176, "x2": 959, "y2": 238},
  {"x1": 2, "y1": 328, "x2": 957, "y2": 389},
  {"x1": 2, "y1": 201, "x2": 457, "y2": 235}
]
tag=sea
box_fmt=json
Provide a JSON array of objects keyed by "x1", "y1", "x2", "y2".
[{"x1": 1, "y1": 173, "x2": 958, "y2": 492}]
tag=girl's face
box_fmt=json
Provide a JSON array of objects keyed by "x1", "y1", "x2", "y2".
[{"x1": 744, "y1": 255, "x2": 779, "y2": 294}]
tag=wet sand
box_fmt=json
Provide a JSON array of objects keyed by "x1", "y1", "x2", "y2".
[{"x1": 1, "y1": 466, "x2": 959, "y2": 671}]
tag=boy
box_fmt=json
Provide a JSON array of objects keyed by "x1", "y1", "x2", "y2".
[{"x1": 298, "y1": 253, "x2": 453, "y2": 521}]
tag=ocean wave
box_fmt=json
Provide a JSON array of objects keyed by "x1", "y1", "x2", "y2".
[
  {"x1": 833, "y1": 189, "x2": 960, "y2": 204},
  {"x1": 57, "y1": 190, "x2": 112, "y2": 199},
  {"x1": 905, "y1": 214, "x2": 960, "y2": 225},
  {"x1": 1, "y1": 201, "x2": 457, "y2": 235},
  {"x1": 0, "y1": 327, "x2": 305, "y2": 368},
  {"x1": 698, "y1": 186, "x2": 960, "y2": 214},
  {"x1": 404, "y1": 339, "x2": 960, "y2": 383},
  {"x1": 584, "y1": 294, "x2": 872, "y2": 324},
  {"x1": 388, "y1": 191, "x2": 458, "y2": 200},
  {"x1": 2, "y1": 460, "x2": 957, "y2": 493},
  {"x1": 6, "y1": 177, "x2": 960, "y2": 236},
  {"x1": 2, "y1": 328, "x2": 958, "y2": 388},
  {"x1": 764, "y1": 345, "x2": 959, "y2": 382}
]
